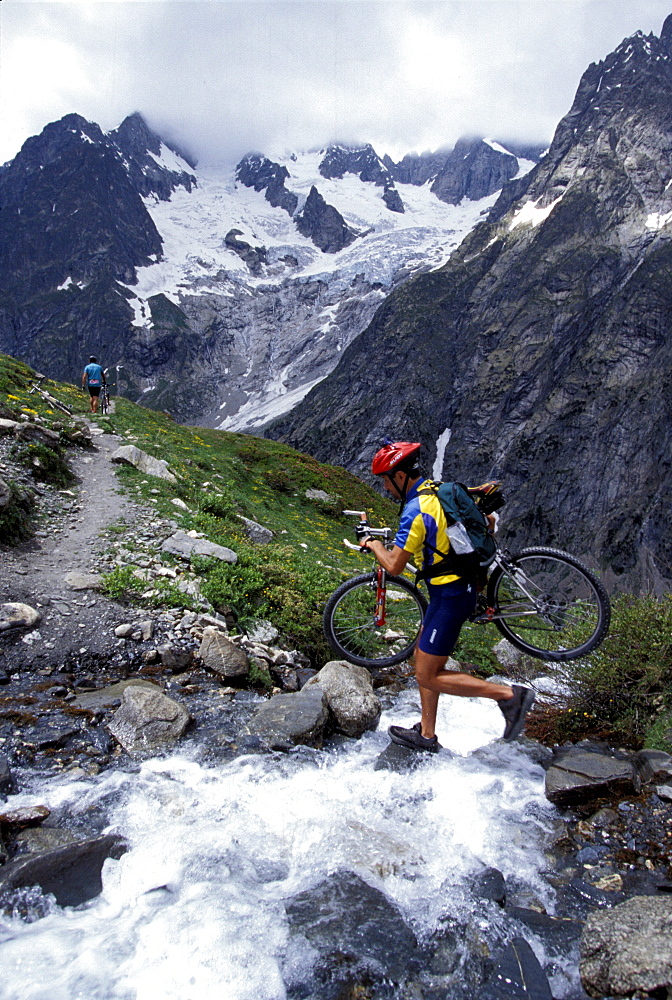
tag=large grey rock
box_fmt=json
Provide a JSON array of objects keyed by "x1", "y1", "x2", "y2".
[
  {"x1": 107, "y1": 686, "x2": 191, "y2": 753},
  {"x1": 0, "y1": 834, "x2": 127, "y2": 907},
  {"x1": 75, "y1": 678, "x2": 160, "y2": 711},
  {"x1": 236, "y1": 515, "x2": 273, "y2": 544},
  {"x1": 242, "y1": 687, "x2": 328, "y2": 750},
  {"x1": 0, "y1": 419, "x2": 19, "y2": 435},
  {"x1": 13, "y1": 422, "x2": 61, "y2": 449},
  {"x1": 285, "y1": 870, "x2": 418, "y2": 983},
  {"x1": 635, "y1": 748, "x2": 672, "y2": 784},
  {"x1": 580, "y1": 896, "x2": 672, "y2": 998},
  {"x1": 111, "y1": 444, "x2": 177, "y2": 482},
  {"x1": 161, "y1": 530, "x2": 237, "y2": 563},
  {"x1": 0, "y1": 602, "x2": 40, "y2": 632},
  {"x1": 305, "y1": 659, "x2": 381, "y2": 738},
  {"x1": 199, "y1": 628, "x2": 249, "y2": 679},
  {"x1": 544, "y1": 748, "x2": 639, "y2": 807}
]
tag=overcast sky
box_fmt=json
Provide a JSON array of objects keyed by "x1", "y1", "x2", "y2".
[{"x1": 1, "y1": 0, "x2": 671, "y2": 167}]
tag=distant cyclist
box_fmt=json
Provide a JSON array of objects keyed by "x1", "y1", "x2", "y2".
[
  {"x1": 362, "y1": 439, "x2": 535, "y2": 751},
  {"x1": 81, "y1": 356, "x2": 106, "y2": 414}
]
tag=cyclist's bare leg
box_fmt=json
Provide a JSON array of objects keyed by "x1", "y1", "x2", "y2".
[{"x1": 414, "y1": 649, "x2": 513, "y2": 739}]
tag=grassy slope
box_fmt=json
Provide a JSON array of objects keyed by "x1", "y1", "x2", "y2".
[{"x1": 0, "y1": 352, "x2": 400, "y2": 662}]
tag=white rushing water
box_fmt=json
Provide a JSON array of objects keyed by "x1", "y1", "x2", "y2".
[{"x1": 0, "y1": 690, "x2": 562, "y2": 1000}]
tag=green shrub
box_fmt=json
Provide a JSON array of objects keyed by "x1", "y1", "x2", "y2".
[
  {"x1": 248, "y1": 656, "x2": 273, "y2": 690},
  {"x1": 263, "y1": 468, "x2": 294, "y2": 493},
  {"x1": 198, "y1": 491, "x2": 237, "y2": 520},
  {"x1": 0, "y1": 481, "x2": 35, "y2": 544},
  {"x1": 14, "y1": 443, "x2": 73, "y2": 487},
  {"x1": 540, "y1": 593, "x2": 672, "y2": 747},
  {"x1": 200, "y1": 543, "x2": 340, "y2": 664},
  {"x1": 101, "y1": 566, "x2": 146, "y2": 603}
]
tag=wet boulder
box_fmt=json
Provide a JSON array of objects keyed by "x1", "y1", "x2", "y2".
[
  {"x1": 544, "y1": 747, "x2": 639, "y2": 807},
  {"x1": 0, "y1": 833, "x2": 127, "y2": 907},
  {"x1": 304, "y1": 660, "x2": 381, "y2": 737},
  {"x1": 0, "y1": 755, "x2": 15, "y2": 795},
  {"x1": 107, "y1": 685, "x2": 191, "y2": 753},
  {"x1": 285, "y1": 870, "x2": 419, "y2": 987},
  {"x1": 481, "y1": 937, "x2": 553, "y2": 1000},
  {"x1": 580, "y1": 896, "x2": 672, "y2": 998},
  {"x1": 241, "y1": 687, "x2": 328, "y2": 750}
]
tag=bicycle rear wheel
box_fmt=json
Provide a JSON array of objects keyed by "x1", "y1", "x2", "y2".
[
  {"x1": 99, "y1": 389, "x2": 108, "y2": 415},
  {"x1": 487, "y1": 547, "x2": 610, "y2": 661},
  {"x1": 323, "y1": 573, "x2": 427, "y2": 668}
]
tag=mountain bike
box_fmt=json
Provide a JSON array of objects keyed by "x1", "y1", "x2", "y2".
[
  {"x1": 99, "y1": 382, "x2": 110, "y2": 415},
  {"x1": 323, "y1": 495, "x2": 610, "y2": 669},
  {"x1": 27, "y1": 380, "x2": 73, "y2": 416}
]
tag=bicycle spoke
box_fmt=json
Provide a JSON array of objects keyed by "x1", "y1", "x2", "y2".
[{"x1": 489, "y1": 548, "x2": 609, "y2": 660}]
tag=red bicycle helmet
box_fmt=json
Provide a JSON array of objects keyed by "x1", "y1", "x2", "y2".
[{"x1": 371, "y1": 440, "x2": 421, "y2": 475}]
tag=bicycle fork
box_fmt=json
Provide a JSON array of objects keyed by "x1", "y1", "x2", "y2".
[{"x1": 374, "y1": 567, "x2": 387, "y2": 627}]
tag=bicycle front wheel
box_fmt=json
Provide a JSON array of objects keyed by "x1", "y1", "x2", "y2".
[
  {"x1": 99, "y1": 391, "x2": 108, "y2": 415},
  {"x1": 487, "y1": 547, "x2": 610, "y2": 661},
  {"x1": 323, "y1": 573, "x2": 427, "y2": 668}
]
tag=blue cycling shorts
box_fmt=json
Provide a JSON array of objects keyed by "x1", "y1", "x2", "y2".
[{"x1": 417, "y1": 579, "x2": 478, "y2": 656}]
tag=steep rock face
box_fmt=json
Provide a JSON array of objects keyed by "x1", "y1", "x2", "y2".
[
  {"x1": 266, "y1": 23, "x2": 672, "y2": 593},
  {"x1": 0, "y1": 113, "x2": 162, "y2": 375},
  {"x1": 385, "y1": 137, "x2": 536, "y2": 204},
  {"x1": 110, "y1": 112, "x2": 197, "y2": 200},
  {"x1": 430, "y1": 137, "x2": 519, "y2": 204},
  {"x1": 235, "y1": 154, "x2": 298, "y2": 215},
  {"x1": 294, "y1": 185, "x2": 358, "y2": 253},
  {"x1": 320, "y1": 143, "x2": 405, "y2": 214}
]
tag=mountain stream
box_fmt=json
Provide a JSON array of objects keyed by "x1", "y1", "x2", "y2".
[{"x1": 0, "y1": 687, "x2": 575, "y2": 1000}]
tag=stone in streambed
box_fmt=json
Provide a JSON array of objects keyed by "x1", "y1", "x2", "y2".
[
  {"x1": 544, "y1": 747, "x2": 639, "y2": 807},
  {"x1": 304, "y1": 659, "x2": 381, "y2": 738},
  {"x1": 242, "y1": 687, "x2": 328, "y2": 750},
  {"x1": 107, "y1": 686, "x2": 191, "y2": 753},
  {"x1": 580, "y1": 896, "x2": 672, "y2": 998},
  {"x1": 285, "y1": 870, "x2": 419, "y2": 984},
  {"x1": 481, "y1": 937, "x2": 553, "y2": 1000},
  {"x1": 75, "y1": 678, "x2": 160, "y2": 711},
  {"x1": 0, "y1": 834, "x2": 127, "y2": 907},
  {"x1": 198, "y1": 628, "x2": 249, "y2": 679}
]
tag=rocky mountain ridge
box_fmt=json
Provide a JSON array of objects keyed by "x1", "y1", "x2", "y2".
[
  {"x1": 0, "y1": 117, "x2": 538, "y2": 430},
  {"x1": 267, "y1": 18, "x2": 672, "y2": 594}
]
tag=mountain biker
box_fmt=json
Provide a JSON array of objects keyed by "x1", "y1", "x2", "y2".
[
  {"x1": 362, "y1": 440, "x2": 535, "y2": 751},
  {"x1": 81, "y1": 356, "x2": 106, "y2": 414}
]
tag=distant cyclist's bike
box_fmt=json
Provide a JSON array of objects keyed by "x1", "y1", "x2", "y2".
[
  {"x1": 323, "y1": 484, "x2": 610, "y2": 668},
  {"x1": 99, "y1": 382, "x2": 110, "y2": 415}
]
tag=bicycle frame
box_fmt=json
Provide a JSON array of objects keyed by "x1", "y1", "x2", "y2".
[{"x1": 344, "y1": 513, "x2": 549, "y2": 629}]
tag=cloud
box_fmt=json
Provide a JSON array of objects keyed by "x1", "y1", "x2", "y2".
[{"x1": 1, "y1": 0, "x2": 671, "y2": 166}]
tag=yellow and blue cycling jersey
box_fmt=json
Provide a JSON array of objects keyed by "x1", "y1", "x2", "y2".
[{"x1": 394, "y1": 478, "x2": 460, "y2": 584}]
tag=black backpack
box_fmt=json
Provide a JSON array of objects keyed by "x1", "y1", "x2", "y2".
[{"x1": 415, "y1": 480, "x2": 502, "y2": 582}]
